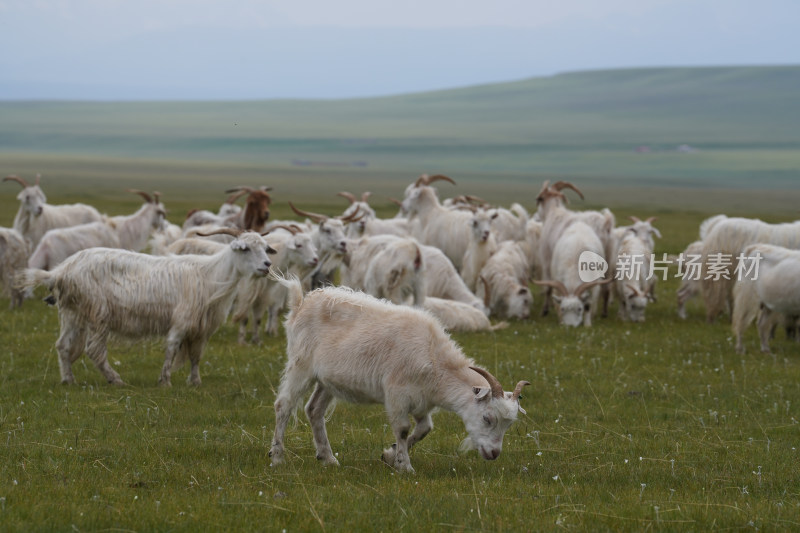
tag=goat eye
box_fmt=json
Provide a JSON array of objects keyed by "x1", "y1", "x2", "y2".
[
  {"x1": 296, "y1": 244, "x2": 302, "y2": 249},
  {"x1": 483, "y1": 415, "x2": 492, "y2": 426}
]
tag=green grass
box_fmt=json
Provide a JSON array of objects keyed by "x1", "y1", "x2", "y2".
[{"x1": 1, "y1": 202, "x2": 799, "y2": 531}]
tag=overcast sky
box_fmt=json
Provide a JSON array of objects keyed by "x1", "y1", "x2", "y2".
[{"x1": 0, "y1": 0, "x2": 797, "y2": 100}]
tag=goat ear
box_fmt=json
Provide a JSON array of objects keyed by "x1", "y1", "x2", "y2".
[
  {"x1": 473, "y1": 387, "x2": 491, "y2": 401},
  {"x1": 517, "y1": 287, "x2": 529, "y2": 295},
  {"x1": 267, "y1": 245, "x2": 278, "y2": 255},
  {"x1": 552, "y1": 294, "x2": 563, "y2": 304},
  {"x1": 230, "y1": 239, "x2": 247, "y2": 251}
]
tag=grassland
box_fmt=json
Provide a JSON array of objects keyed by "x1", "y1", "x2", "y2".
[{"x1": 0, "y1": 66, "x2": 799, "y2": 530}]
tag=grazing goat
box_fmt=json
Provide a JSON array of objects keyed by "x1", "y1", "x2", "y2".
[
  {"x1": 422, "y1": 297, "x2": 508, "y2": 333},
  {"x1": 18, "y1": 229, "x2": 275, "y2": 386},
  {"x1": 701, "y1": 217, "x2": 800, "y2": 322},
  {"x1": 676, "y1": 215, "x2": 728, "y2": 319},
  {"x1": 4, "y1": 174, "x2": 103, "y2": 249},
  {"x1": 476, "y1": 241, "x2": 532, "y2": 320},
  {"x1": 535, "y1": 181, "x2": 615, "y2": 316},
  {"x1": 183, "y1": 186, "x2": 272, "y2": 233},
  {"x1": 268, "y1": 276, "x2": 529, "y2": 472},
  {"x1": 613, "y1": 230, "x2": 653, "y2": 322},
  {"x1": 0, "y1": 227, "x2": 28, "y2": 308},
  {"x1": 732, "y1": 244, "x2": 800, "y2": 354},
  {"x1": 534, "y1": 222, "x2": 610, "y2": 327},
  {"x1": 27, "y1": 190, "x2": 165, "y2": 270}
]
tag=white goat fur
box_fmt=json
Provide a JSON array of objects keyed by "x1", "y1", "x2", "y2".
[
  {"x1": 18, "y1": 232, "x2": 273, "y2": 386},
  {"x1": 28, "y1": 196, "x2": 165, "y2": 270},
  {"x1": 732, "y1": 244, "x2": 800, "y2": 354},
  {"x1": 476, "y1": 241, "x2": 532, "y2": 320},
  {"x1": 675, "y1": 214, "x2": 728, "y2": 319},
  {"x1": 0, "y1": 228, "x2": 28, "y2": 308},
  {"x1": 6, "y1": 179, "x2": 103, "y2": 249},
  {"x1": 422, "y1": 297, "x2": 508, "y2": 333},
  {"x1": 613, "y1": 231, "x2": 653, "y2": 322},
  {"x1": 461, "y1": 209, "x2": 498, "y2": 293},
  {"x1": 701, "y1": 217, "x2": 800, "y2": 321},
  {"x1": 268, "y1": 277, "x2": 528, "y2": 472}
]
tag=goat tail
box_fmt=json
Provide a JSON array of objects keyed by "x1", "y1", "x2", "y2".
[
  {"x1": 15, "y1": 268, "x2": 55, "y2": 293},
  {"x1": 267, "y1": 270, "x2": 304, "y2": 313}
]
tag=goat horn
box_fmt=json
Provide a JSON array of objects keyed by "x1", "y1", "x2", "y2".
[
  {"x1": 224, "y1": 189, "x2": 249, "y2": 204},
  {"x1": 3, "y1": 175, "x2": 29, "y2": 188},
  {"x1": 35, "y1": 173, "x2": 41, "y2": 185},
  {"x1": 339, "y1": 206, "x2": 364, "y2": 223},
  {"x1": 388, "y1": 197, "x2": 403, "y2": 207},
  {"x1": 195, "y1": 227, "x2": 244, "y2": 238},
  {"x1": 427, "y1": 174, "x2": 456, "y2": 186},
  {"x1": 572, "y1": 277, "x2": 613, "y2": 297},
  {"x1": 260, "y1": 186, "x2": 273, "y2": 192},
  {"x1": 289, "y1": 202, "x2": 328, "y2": 223},
  {"x1": 414, "y1": 174, "x2": 430, "y2": 187},
  {"x1": 550, "y1": 181, "x2": 584, "y2": 200},
  {"x1": 532, "y1": 279, "x2": 569, "y2": 297},
  {"x1": 464, "y1": 194, "x2": 486, "y2": 205},
  {"x1": 337, "y1": 191, "x2": 357, "y2": 204},
  {"x1": 126, "y1": 189, "x2": 153, "y2": 203},
  {"x1": 153, "y1": 191, "x2": 162, "y2": 203},
  {"x1": 646, "y1": 216, "x2": 658, "y2": 224},
  {"x1": 469, "y1": 366, "x2": 504, "y2": 399},
  {"x1": 225, "y1": 186, "x2": 256, "y2": 194},
  {"x1": 264, "y1": 224, "x2": 300, "y2": 235},
  {"x1": 629, "y1": 215, "x2": 641, "y2": 223},
  {"x1": 479, "y1": 275, "x2": 491, "y2": 307},
  {"x1": 361, "y1": 191, "x2": 372, "y2": 203},
  {"x1": 511, "y1": 381, "x2": 530, "y2": 401}
]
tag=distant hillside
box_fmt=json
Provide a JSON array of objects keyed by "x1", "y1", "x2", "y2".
[{"x1": 1, "y1": 66, "x2": 799, "y2": 198}]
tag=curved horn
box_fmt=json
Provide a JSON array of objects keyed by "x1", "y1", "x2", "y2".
[
  {"x1": 464, "y1": 194, "x2": 486, "y2": 205},
  {"x1": 550, "y1": 181, "x2": 584, "y2": 200},
  {"x1": 153, "y1": 191, "x2": 162, "y2": 204},
  {"x1": 360, "y1": 191, "x2": 372, "y2": 203},
  {"x1": 195, "y1": 227, "x2": 244, "y2": 238},
  {"x1": 469, "y1": 366, "x2": 504, "y2": 399},
  {"x1": 224, "y1": 189, "x2": 249, "y2": 204},
  {"x1": 645, "y1": 216, "x2": 658, "y2": 224},
  {"x1": 427, "y1": 174, "x2": 456, "y2": 186},
  {"x1": 339, "y1": 206, "x2": 364, "y2": 223},
  {"x1": 479, "y1": 275, "x2": 491, "y2": 308},
  {"x1": 126, "y1": 189, "x2": 153, "y2": 203},
  {"x1": 388, "y1": 197, "x2": 403, "y2": 207},
  {"x1": 337, "y1": 191, "x2": 357, "y2": 204},
  {"x1": 225, "y1": 186, "x2": 256, "y2": 194},
  {"x1": 572, "y1": 277, "x2": 613, "y2": 297},
  {"x1": 511, "y1": 381, "x2": 530, "y2": 401},
  {"x1": 629, "y1": 215, "x2": 641, "y2": 223},
  {"x1": 264, "y1": 224, "x2": 301, "y2": 235},
  {"x1": 289, "y1": 202, "x2": 328, "y2": 223},
  {"x1": 3, "y1": 175, "x2": 29, "y2": 188},
  {"x1": 532, "y1": 279, "x2": 569, "y2": 297},
  {"x1": 414, "y1": 174, "x2": 430, "y2": 187}
]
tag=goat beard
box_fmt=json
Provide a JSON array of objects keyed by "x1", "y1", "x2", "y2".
[{"x1": 459, "y1": 436, "x2": 476, "y2": 453}]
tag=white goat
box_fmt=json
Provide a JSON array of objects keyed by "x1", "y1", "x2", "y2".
[
  {"x1": 422, "y1": 297, "x2": 508, "y2": 333},
  {"x1": 268, "y1": 276, "x2": 529, "y2": 472},
  {"x1": 461, "y1": 209, "x2": 498, "y2": 293},
  {"x1": 701, "y1": 217, "x2": 800, "y2": 322},
  {"x1": 231, "y1": 225, "x2": 319, "y2": 342},
  {"x1": 337, "y1": 191, "x2": 411, "y2": 239},
  {"x1": 613, "y1": 230, "x2": 653, "y2": 322},
  {"x1": 402, "y1": 174, "x2": 473, "y2": 271},
  {"x1": 732, "y1": 244, "x2": 800, "y2": 354},
  {"x1": 4, "y1": 174, "x2": 103, "y2": 249},
  {"x1": 27, "y1": 190, "x2": 166, "y2": 271},
  {"x1": 0, "y1": 227, "x2": 28, "y2": 308},
  {"x1": 18, "y1": 229, "x2": 275, "y2": 386},
  {"x1": 534, "y1": 221, "x2": 610, "y2": 327},
  {"x1": 340, "y1": 235, "x2": 426, "y2": 306},
  {"x1": 535, "y1": 180, "x2": 615, "y2": 316},
  {"x1": 475, "y1": 241, "x2": 532, "y2": 320},
  {"x1": 676, "y1": 215, "x2": 728, "y2": 319}
]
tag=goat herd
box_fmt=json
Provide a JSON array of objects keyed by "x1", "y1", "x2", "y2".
[{"x1": 1, "y1": 173, "x2": 798, "y2": 471}]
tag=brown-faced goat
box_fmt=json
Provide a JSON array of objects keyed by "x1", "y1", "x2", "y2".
[
  {"x1": 268, "y1": 275, "x2": 529, "y2": 472},
  {"x1": 18, "y1": 229, "x2": 275, "y2": 386}
]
